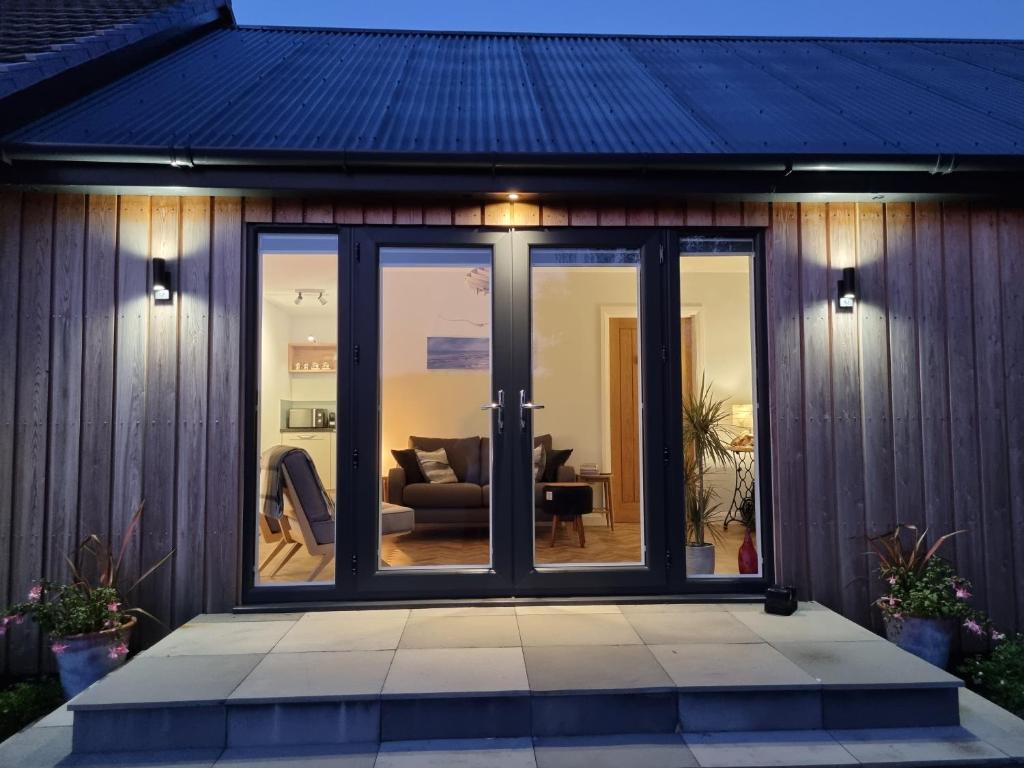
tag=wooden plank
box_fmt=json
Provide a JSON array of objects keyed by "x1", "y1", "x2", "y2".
[
  {"x1": 885, "y1": 203, "x2": 925, "y2": 529},
  {"x1": 453, "y1": 205, "x2": 482, "y2": 226},
  {"x1": 742, "y1": 202, "x2": 771, "y2": 228},
  {"x1": 941, "y1": 204, "x2": 985, "y2": 603},
  {"x1": 0, "y1": 192, "x2": 22, "y2": 673},
  {"x1": 174, "y1": 197, "x2": 211, "y2": 625},
  {"x1": 364, "y1": 205, "x2": 394, "y2": 225},
  {"x1": 243, "y1": 197, "x2": 272, "y2": 223},
  {"x1": 139, "y1": 196, "x2": 179, "y2": 645},
  {"x1": 998, "y1": 208, "x2": 1024, "y2": 627},
  {"x1": 334, "y1": 203, "x2": 363, "y2": 224},
  {"x1": 970, "y1": 204, "x2": 1015, "y2": 628},
  {"x1": 828, "y1": 203, "x2": 868, "y2": 624},
  {"x1": 766, "y1": 202, "x2": 808, "y2": 593},
  {"x1": 111, "y1": 197, "x2": 150, "y2": 618},
  {"x1": 395, "y1": 205, "x2": 423, "y2": 225},
  {"x1": 569, "y1": 208, "x2": 597, "y2": 226},
  {"x1": 799, "y1": 202, "x2": 838, "y2": 609},
  {"x1": 44, "y1": 195, "x2": 86, "y2": 586},
  {"x1": 483, "y1": 203, "x2": 511, "y2": 226},
  {"x1": 10, "y1": 193, "x2": 54, "y2": 672},
  {"x1": 713, "y1": 202, "x2": 742, "y2": 226},
  {"x1": 206, "y1": 197, "x2": 243, "y2": 612},
  {"x1": 656, "y1": 205, "x2": 685, "y2": 226},
  {"x1": 272, "y1": 198, "x2": 302, "y2": 223},
  {"x1": 540, "y1": 206, "x2": 569, "y2": 227},
  {"x1": 78, "y1": 196, "x2": 118, "y2": 567},
  {"x1": 424, "y1": 206, "x2": 453, "y2": 225},
  {"x1": 512, "y1": 202, "x2": 540, "y2": 227},
  {"x1": 625, "y1": 208, "x2": 656, "y2": 226},
  {"x1": 303, "y1": 200, "x2": 334, "y2": 223},
  {"x1": 685, "y1": 201, "x2": 713, "y2": 226},
  {"x1": 597, "y1": 207, "x2": 626, "y2": 226},
  {"x1": 856, "y1": 203, "x2": 896, "y2": 626},
  {"x1": 914, "y1": 203, "x2": 955, "y2": 548}
]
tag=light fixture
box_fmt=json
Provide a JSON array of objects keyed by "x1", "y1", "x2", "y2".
[
  {"x1": 294, "y1": 291, "x2": 303, "y2": 305},
  {"x1": 507, "y1": 193, "x2": 520, "y2": 201},
  {"x1": 152, "y1": 258, "x2": 171, "y2": 302},
  {"x1": 307, "y1": 335, "x2": 317, "y2": 343},
  {"x1": 317, "y1": 291, "x2": 327, "y2": 306},
  {"x1": 731, "y1": 404, "x2": 754, "y2": 435},
  {"x1": 837, "y1": 267, "x2": 856, "y2": 311}
]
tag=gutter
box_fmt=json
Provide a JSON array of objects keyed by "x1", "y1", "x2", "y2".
[{"x1": 4, "y1": 143, "x2": 1024, "y2": 176}]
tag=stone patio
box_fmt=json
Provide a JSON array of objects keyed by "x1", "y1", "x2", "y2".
[{"x1": 2, "y1": 602, "x2": 1023, "y2": 766}]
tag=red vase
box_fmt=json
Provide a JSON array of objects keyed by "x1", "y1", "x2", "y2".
[{"x1": 738, "y1": 529, "x2": 758, "y2": 574}]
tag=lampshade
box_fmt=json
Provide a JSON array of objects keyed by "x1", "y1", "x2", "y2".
[{"x1": 732, "y1": 403, "x2": 754, "y2": 433}]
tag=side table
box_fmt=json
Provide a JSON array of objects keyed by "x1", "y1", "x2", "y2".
[{"x1": 575, "y1": 472, "x2": 614, "y2": 530}]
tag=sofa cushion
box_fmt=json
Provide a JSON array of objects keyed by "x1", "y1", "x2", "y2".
[
  {"x1": 414, "y1": 447, "x2": 459, "y2": 484},
  {"x1": 410, "y1": 436, "x2": 481, "y2": 483},
  {"x1": 543, "y1": 448, "x2": 573, "y2": 482},
  {"x1": 391, "y1": 448, "x2": 426, "y2": 484},
  {"x1": 403, "y1": 482, "x2": 484, "y2": 509}
]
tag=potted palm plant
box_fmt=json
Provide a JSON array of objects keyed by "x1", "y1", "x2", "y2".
[
  {"x1": 870, "y1": 525, "x2": 995, "y2": 669},
  {"x1": 683, "y1": 376, "x2": 733, "y2": 576},
  {"x1": 1, "y1": 502, "x2": 172, "y2": 697}
]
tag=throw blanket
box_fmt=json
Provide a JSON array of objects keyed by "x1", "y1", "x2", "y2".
[{"x1": 259, "y1": 445, "x2": 301, "y2": 522}]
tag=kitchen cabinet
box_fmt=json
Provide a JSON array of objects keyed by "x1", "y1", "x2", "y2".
[{"x1": 280, "y1": 432, "x2": 335, "y2": 492}]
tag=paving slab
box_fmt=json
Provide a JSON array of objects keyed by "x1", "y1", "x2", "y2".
[
  {"x1": 515, "y1": 604, "x2": 623, "y2": 615},
  {"x1": 141, "y1": 620, "x2": 294, "y2": 656},
  {"x1": 382, "y1": 697, "x2": 531, "y2": 741},
  {"x1": 383, "y1": 647, "x2": 529, "y2": 697},
  {"x1": 273, "y1": 610, "x2": 409, "y2": 652},
  {"x1": 773, "y1": 641, "x2": 962, "y2": 689},
  {"x1": 215, "y1": 744, "x2": 377, "y2": 767},
  {"x1": 532, "y1": 693, "x2": 678, "y2": 737},
  {"x1": 399, "y1": 614, "x2": 521, "y2": 648},
  {"x1": 830, "y1": 725, "x2": 1009, "y2": 765},
  {"x1": 228, "y1": 650, "x2": 394, "y2": 702},
  {"x1": 682, "y1": 730, "x2": 858, "y2": 767},
  {"x1": 188, "y1": 613, "x2": 303, "y2": 623},
  {"x1": 517, "y1": 613, "x2": 642, "y2": 646},
  {"x1": 375, "y1": 737, "x2": 536, "y2": 767},
  {"x1": 732, "y1": 608, "x2": 880, "y2": 643},
  {"x1": 618, "y1": 603, "x2": 727, "y2": 615},
  {"x1": 0, "y1": 725, "x2": 73, "y2": 768},
  {"x1": 409, "y1": 606, "x2": 516, "y2": 617},
  {"x1": 226, "y1": 700, "x2": 380, "y2": 747},
  {"x1": 33, "y1": 702, "x2": 73, "y2": 727},
  {"x1": 69, "y1": 654, "x2": 263, "y2": 709},
  {"x1": 959, "y1": 688, "x2": 1024, "y2": 758},
  {"x1": 524, "y1": 645, "x2": 674, "y2": 693},
  {"x1": 650, "y1": 642, "x2": 819, "y2": 690},
  {"x1": 533, "y1": 733, "x2": 698, "y2": 768},
  {"x1": 64, "y1": 747, "x2": 223, "y2": 766},
  {"x1": 624, "y1": 611, "x2": 762, "y2": 645}
]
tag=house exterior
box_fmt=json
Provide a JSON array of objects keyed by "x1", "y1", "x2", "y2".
[{"x1": 1, "y1": 0, "x2": 1023, "y2": 677}]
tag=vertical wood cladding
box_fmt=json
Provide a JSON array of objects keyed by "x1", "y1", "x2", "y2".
[{"x1": 0, "y1": 194, "x2": 1020, "y2": 672}]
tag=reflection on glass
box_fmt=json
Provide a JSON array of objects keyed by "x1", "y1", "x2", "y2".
[
  {"x1": 680, "y1": 238, "x2": 762, "y2": 578},
  {"x1": 378, "y1": 248, "x2": 493, "y2": 570},
  {"x1": 531, "y1": 248, "x2": 644, "y2": 567},
  {"x1": 255, "y1": 233, "x2": 339, "y2": 585}
]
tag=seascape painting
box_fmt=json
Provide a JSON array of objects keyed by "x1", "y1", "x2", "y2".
[{"x1": 426, "y1": 336, "x2": 489, "y2": 370}]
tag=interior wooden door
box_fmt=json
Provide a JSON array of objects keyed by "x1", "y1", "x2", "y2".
[{"x1": 610, "y1": 317, "x2": 694, "y2": 523}]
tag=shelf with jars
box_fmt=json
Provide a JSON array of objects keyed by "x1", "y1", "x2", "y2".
[{"x1": 288, "y1": 343, "x2": 338, "y2": 374}]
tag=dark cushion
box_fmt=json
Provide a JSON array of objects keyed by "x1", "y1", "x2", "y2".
[
  {"x1": 410, "y1": 436, "x2": 481, "y2": 484},
  {"x1": 403, "y1": 482, "x2": 484, "y2": 509},
  {"x1": 281, "y1": 450, "x2": 334, "y2": 545},
  {"x1": 543, "y1": 448, "x2": 573, "y2": 482},
  {"x1": 391, "y1": 448, "x2": 425, "y2": 484}
]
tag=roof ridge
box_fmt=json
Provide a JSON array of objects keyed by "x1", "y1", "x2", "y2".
[{"x1": 231, "y1": 24, "x2": 1024, "y2": 45}]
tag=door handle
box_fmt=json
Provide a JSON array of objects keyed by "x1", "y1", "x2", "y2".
[
  {"x1": 519, "y1": 389, "x2": 545, "y2": 429},
  {"x1": 481, "y1": 389, "x2": 505, "y2": 434}
]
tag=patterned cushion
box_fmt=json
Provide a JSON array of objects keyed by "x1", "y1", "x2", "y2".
[
  {"x1": 533, "y1": 444, "x2": 546, "y2": 481},
  {"x1": 415, "y1": 447, "x2": 458, "y2": 484}
]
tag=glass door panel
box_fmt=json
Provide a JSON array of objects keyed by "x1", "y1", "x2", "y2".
[
  {"x1": 378, "y1": 247, "x2": 494, "y2": 570},
  {"x1": 529, "y1": 247, "x2": 645, "y2": 568}
]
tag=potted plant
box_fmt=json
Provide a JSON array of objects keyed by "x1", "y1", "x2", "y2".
[
  {"x1": 683, "y1": 375, "x2": 732, "y2": 576},
  {"x1": 1, "y1": 502, "x2": 172, "y2": 697},
  {"x1": 870, "y1": 525, "x2": 993, "y2": 669}
]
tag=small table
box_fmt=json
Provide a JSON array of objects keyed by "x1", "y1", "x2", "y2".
[
  {"x1": 542, "y1": 483, "x2": 591, "y2": 548},
  {"x1": 575, "y1": 472, "x2": 614, "y2": 530},
  {"x1": 381, "y1": 502, "x2": 415, "y2": 535}
]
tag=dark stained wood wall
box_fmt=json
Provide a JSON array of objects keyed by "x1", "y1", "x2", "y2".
[{"x1": 0, "y1": 193, "x2": 1021, "y2": 673}]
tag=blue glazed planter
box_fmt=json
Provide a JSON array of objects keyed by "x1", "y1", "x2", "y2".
[
  {"x1": 53, "y1": 616, "x2": 135, "y2": 698},
  {"x1": 884, "y1": 616, "x2": 956, "y2": 669}
]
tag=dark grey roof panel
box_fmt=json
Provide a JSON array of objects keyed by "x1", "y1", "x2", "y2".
[{"x1": 7, "y1": 27, "x2": 1024, "y2": 158}]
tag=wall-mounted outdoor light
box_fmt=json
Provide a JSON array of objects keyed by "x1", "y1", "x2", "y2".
[
  {"x1": 152, "y1": 258, "x2": 172, "y2": 302},
  {"x1": 836, "y1": 267, "x2": 856, "y2": 311}
]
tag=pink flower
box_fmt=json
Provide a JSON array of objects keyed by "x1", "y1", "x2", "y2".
[
  {"x1": 991, "y1": 630, "x2": 1006, "y2": 641},
  {"x1": 0, "y1": 624, "x2": 5, "y2": 637},
  {"x1": 964, "y1": 618, "x2": 984, "y2": 636},
  {"x1": 13, "y1": 614, "x2": 25, "y2": 625},
  {"x1": 107, "y1": 642, "x2": 128, "y2": 660},
  {"x1": 955, "y1": 587, "x2": 972, "y2": 600},
  {"x1": 27, "y1": 585, "x2": 42, "y2": 603},
  {"x1": 887, "y1": 576, "x2": 897, "y2": 586},
  {"x1": 51, "y1": 642, "x2": 68, "y2": 655},
  {"x1": 106, "y1": 602, "x2": 121, "y2": 613},
  {"x1": 892, "y1": 612, "x2": 904, "y2": 620}
]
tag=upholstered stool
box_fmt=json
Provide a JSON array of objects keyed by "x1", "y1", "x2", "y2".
[{"x1": 542, "y1": 482, "x2": 592, "y2": 547}]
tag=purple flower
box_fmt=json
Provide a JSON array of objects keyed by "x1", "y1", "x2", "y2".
[
  {"x1": 955, "y1": 586, "x2": 972, "y2": 600},
  {"x1": 106, "y1": 602, "x2": 121, "y2": 613},
  {"x1": 887, "y1": 576, "x2": 897, "y2": 586},
  {"x1": 51, "y1": 641, "x2": 68, "y2": 655},
  {"x1": 964, "y1": 618, "x2": 984, "y2": 636},
  {"x1": 991, "y1": 630, "x2": 1006, "y2": 641},
  {"x1": 27, "y1": 584, "x2": 42, "y2": 603},
  {"x1": 12, "y1": 614, "x2": 25, "y2": 625},
  {"x1": 107, "y1": 642, "x2": 128, "y2": 660}
]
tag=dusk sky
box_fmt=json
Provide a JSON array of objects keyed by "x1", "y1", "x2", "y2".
[{"x1": 234, "y1": 0, "x2": 1024, "y2": 39}]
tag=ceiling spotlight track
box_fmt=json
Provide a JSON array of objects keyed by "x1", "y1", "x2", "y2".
[{"x1": 293, "y1": 288, "x2": 328, "y2": 306}]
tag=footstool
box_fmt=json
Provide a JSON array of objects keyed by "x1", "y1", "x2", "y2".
[
  {"x1": 381, "y1": 502, "x2": 415, "y2": 535},
  {"x1": 542, "y1": 483, "x2": 592, "y2": 547}
]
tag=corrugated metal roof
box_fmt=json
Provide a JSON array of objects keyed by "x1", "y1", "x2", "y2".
[{"x1": 6, "y1": 27, "x2": 1024, "y2": 158}]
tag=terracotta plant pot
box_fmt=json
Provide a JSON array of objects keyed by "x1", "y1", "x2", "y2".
[
  {"x1": 685, "y1": 543, "x2": 715, "y2": 575},
  {"x1": 53, "y1": 616, "x2": 136, "y2": 698},
  {"x1": 884, "y1": 615, "x2": 956, "y2": 669},
  {"x1": 738, "y1": 529, "x2": 758, "y2": 574}
]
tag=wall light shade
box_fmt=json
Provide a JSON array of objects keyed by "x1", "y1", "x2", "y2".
[
  {"x1": 152, "y1": 257, "x2": 171, "y2": 301},
  {"x1": 837, "y1": 266, "x2": 856, "y2": 311},
  {"x1": 732, "y1": 403, "x2": 754, "y2": 434}
]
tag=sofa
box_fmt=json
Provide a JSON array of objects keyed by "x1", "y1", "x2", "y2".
[{"x1": 387, "y1": 434, "x2": 575, "y2": 526}]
